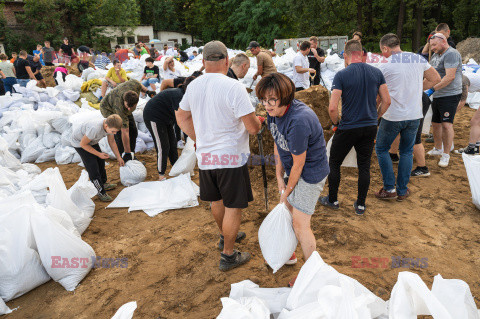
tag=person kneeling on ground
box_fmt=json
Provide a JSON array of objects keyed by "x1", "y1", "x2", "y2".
[
  {"x1": 257, "y1": 73, "x2": 330, "y2": 287},
  {"x1": 141, "y1": 57, "x2": 160, "y2": 94},
  {"x1": 71, "y1": 114, "x2": 125, "y2": 202},
  {"x1": 53, "y1": 64, "x2": 68, "y2": 85},
  {"x1": 143, "y1": 74, "x2": 200, "y2": 180},
  {"x1": 100, "y1": 60, "x2": 128, "y2": 101}
]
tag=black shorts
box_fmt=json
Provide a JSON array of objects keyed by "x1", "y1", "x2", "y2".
[
  {"x1": 415, "y1": 93, "x2": 432, "y2": 145},
  {"x1": 199, "y1": 164, "x2": 253, "y2": 209},
  {"x1": 35, "y1": 73, "x2": 44, "y2": 81},
  {"x1": 173, "y1": 77, "x2": 186, "y2": 88},
  {"x1": 431, "y1": 94, "x2": 462, "y2": 124}
]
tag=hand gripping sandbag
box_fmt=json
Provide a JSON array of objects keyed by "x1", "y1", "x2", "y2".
[
  {"x1": 169, "y1": 138, "x2": 196, "y2": 177},
  {"x1": 111, "y1": 301, "x2": 137, "y2": 319},
  {"x1": 120, "y1": 160, "x2": 147, "y2": 186},
  {"x1": 217, "y1": 297, "x2": 270, "y2": 319},
  {"x1": 462, "y1": 153, "x2": 480, "y2": 210},
  {"x1": 30, "y1": 209, "x2": 95, "y2": 291},
  {"x1": 258, "y1": 203, "x2": 298, "y2": 273}
]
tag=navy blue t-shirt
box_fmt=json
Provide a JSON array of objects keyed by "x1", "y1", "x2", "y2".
[
  {"x1": 331, "y1": 63, "x2": 385, "y2": 130},
  {"x1": 267, "y1": 99, "x2": 329, "y2": 184}
]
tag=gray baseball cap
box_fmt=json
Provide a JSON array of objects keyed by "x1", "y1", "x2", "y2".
[
  {"x1": 246, "y1": 41, "x2": 260, "y2": 50},
  {"x1": 203, "y1": 40, "x2": 228, "y2": 61}
]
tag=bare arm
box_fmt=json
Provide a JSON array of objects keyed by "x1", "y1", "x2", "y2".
[
  {"x1": 175, "y1": 109, "x2": 196, "y2": 141},
  {"x1": 80, "y1": 136, "x2": 107, "y2": 158},
  {"x1": 0, "y1": 71, "x2": 5, "y2": 79},
  {"x1": 241, "y1": 112, "x2": 262, "y2": 135},
  {"x1": 295, "y1": 65, "x2": 314, "y2": 74},
  {"x1": 433, "y1": 68, "x2": 456, "y2": 91},
  {"x1": 312, "y1": 49, "x2": 326, "y2": 63},
  {"x1": 421, "y1": 42, "x2": 430, "y2": 55},
  {"x1": 25, "y1": 66, "x2": 36, "y2": 80},
  {"x1": 423, "y1": 66, "x2": 441, "y2": 90},
  {"x1": 328, "y1": 89, "x2": 342, "y2": 124},
  {"x1": 377, "y1": 83, "x2": 391, "y2": 118},
  {"x1": 163, "y1": 57, "x2": 172, "y2": 71}
]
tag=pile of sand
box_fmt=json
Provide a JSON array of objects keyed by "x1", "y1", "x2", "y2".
[
  {"x1": 249, "y1": 85, "x2": 333, "y2": 156},
  {"x1": 40, "y1": 65, "x2": 82, "y2": 87},
  {"x1": 457, "y1": 38, "x2": 480, "y2": 63}
]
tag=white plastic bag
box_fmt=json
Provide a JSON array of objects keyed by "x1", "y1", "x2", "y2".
[
  {"x1": 0, "y1": 298, "x2": 12, "y2": 315},
  {"x1": 462, "y1": 153, "x2": 480, "y2": 210},
  {"x1": 217, "y1": 297, "x2": 270, "y2": 319},
  {"x1": 431, "y1": 274, "x2": 480, "y2": 319},
  {"x1": 229, "y1": 280, "x2": 291, "y2": 314},
  {"x1": 258, "y1": 203, "x2": 297, "y2": 273},
  {"x1": 120, "y1": 160, "x2": 147, "y2": 186},
  {"x1": 20, "y1": 136, "x2": 47, "y2": 163},
  {"x1": 111, "y1": 301, "x2": 137, "y2": 319},
  {"x1": 68, "y1": 170, "x2": 97, "y2": 218},
  {"x1": 31, "y1": 209, "x2": 95, "y2": 291},
  {"x1": 0, "y1": 136, "x2": 22, "y2": 170},
  {"x1": 326, "y1": 135, "x2": 357, "y2": 168},
  {"x1": 169, "y1": 137, "x2": 196, "y2": 176}
]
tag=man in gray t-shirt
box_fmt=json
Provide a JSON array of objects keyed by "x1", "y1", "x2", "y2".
[
  {"x1": 42, "y1": 41, "x2": 56, "y2": 66},
  {"x1": 425, "y1": 33, "x2": 463, "y2": 168},
  {"x1": 71, "y1": 118, "x2": 108, "y2": 148}
]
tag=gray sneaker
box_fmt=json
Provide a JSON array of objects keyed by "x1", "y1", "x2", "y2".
[
  {"x1": 219, "y1": 250, "x2": 251, "y2": 271},
  {"x1": 97, "y1": 193, "x2": 113, "y2": 202}
]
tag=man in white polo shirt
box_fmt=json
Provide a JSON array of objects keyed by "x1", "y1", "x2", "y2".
[
  {"x1": 176, "y1": 40, "x2": 262, "y2": 271},
  {"x1": 293, "y1": 41, "x2": 315, "y2": 92}
]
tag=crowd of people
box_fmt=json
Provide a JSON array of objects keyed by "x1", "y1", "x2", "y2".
[{"x1": 2, "y1": 23, "x2": 480, "y2": 284}]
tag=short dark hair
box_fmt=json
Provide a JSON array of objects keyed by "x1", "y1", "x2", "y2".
[
  {"x1": 299, "y1": 41, "x2": 311, "y2": 51},
  {"x1": 0, "y1": 53, "x2": 7, "y2": 60},
  {"x1": 113, "y1": 59, "x2": 121, "y2": 65},
  {"x1": 379, "y1": 33, "x2": 400, "y2": 49},
  {"x1": 174, "y1": 43, "x2": 179, "y2": 48},
  {"x1": 231, "y1": 53, "x2": 249, "y2": 66},
  {"x1": 115, "y1": 45, "x2": 121, "y2": 49},
  {"x1": 145, "y1": 57, "x2": 154, "y2": 63},
  {"x1": 123, "y1": 91, "x2": 139, "y2": 108},
  {"x1": 436, "y1": 23, "x2": 450, "y2": 32},
  {"x1": 344, "y1": 39, "x2": 363, "y2": 57},
  {"x1": 255, "y1": 73, "x2": 295, "y2": 107},
  {"x1": 19, "y1": 50, "x2": 27, "y2": 57},
  {"x1": 151, "y1": 44, "x2": 154, "y2": 47}
]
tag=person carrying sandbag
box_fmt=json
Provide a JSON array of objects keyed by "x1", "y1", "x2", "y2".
[
  {"x1": 143, "y1": 74, "x2": 201, "y2": 181},
  {"x1": 256, "y1": 72, "x2": 330, "y2": 287},
  {"x1": 71, "y1": 114, "x2": 124, "y2": 202},
  {"x1": 100, "y1": 79, "x2": 155, "y2": 164}
]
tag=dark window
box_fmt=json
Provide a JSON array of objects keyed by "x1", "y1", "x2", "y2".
[
  {"x1": 137, "y1": 35, "x2": 150, "y2": 43},
  {"x1": 117, "y1": 37, "x2": 125, "y2": 45},
  {"x1": 127, "y1": 36, "x2": 135, "y2": 44},
  {"x1": 182, "y1": 38, "x2": 187, "y2": 46}
]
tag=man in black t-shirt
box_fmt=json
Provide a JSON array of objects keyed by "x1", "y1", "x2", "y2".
[
  {"x1": 14, "y1": 51, "x2": 36, "y2": 87},
  {"x1": 60, "y1": 38, "x2": 75, "y2": 63},
  {"x1": 141, "y1": 57, "x2": 160, "y2": 92},
  {"x1": 27, "y1": 54, "x2": 46, "y2": 88},
  {"x1": 307, "y1": 36, "x2": 326, "y2": 86}
]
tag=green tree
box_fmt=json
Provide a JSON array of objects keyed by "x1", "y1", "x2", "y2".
[{"x1": 22, "y1": 0, "x2": 64, "y2": 44}]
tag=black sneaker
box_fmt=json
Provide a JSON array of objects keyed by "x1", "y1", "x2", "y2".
[
  {"x1": 218, "y1": 232, "x2": 246, "y2": 250},
  {"x1": 389, "y1": 153, "x2": 400, "y2": 163},
  {"x1": 319, "y1": 196, "x2": 339, "y2": 209},
  {"x1": 411, "y1": 166, "x2": 430, "y2": 177},
  {"x1": 219, "y1": 250, "x2": 251, "y2": 271},
  {"x1": 353, "y1": 201, "x2": 366, "y2": 216},
  {"x1": 455, "y1": 145, "x2": 479, "y2": 155}
]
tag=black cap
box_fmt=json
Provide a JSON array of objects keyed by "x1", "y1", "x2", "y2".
[{"x1": 247, "y1": 41, "x2": 260, "y2": 50}]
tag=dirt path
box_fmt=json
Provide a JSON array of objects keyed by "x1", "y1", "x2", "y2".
[{"x1": 4, "y1": 107, "x2": 480, "y2": 319}]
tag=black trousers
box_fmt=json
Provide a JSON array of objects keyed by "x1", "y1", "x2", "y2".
[
  {"x1": 328, "y1": 125, "x2": 377, "y2": 206},
  {"x1": 0, "y1": 79, "x2": 5, "y2": 96},
  {"x1": 145, "y1": 120, "x2": 178, "y2": 175},
  {"x1": 74, "y1": 144, "x2": 107, "y2": 195},
  {"x1": 114, "y1": 115, "x2": 138, "y2": 155}
]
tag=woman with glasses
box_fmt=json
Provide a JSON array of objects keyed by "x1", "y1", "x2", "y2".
[
  {"x1": 163, "y1": 56, "x2": 181, "y2": 80},
  {"x1": 256, "y1": 73, "x2": 330, "y2": 287}
]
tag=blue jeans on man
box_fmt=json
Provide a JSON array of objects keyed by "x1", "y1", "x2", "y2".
[
  {"x1": 16, "y1": 79, "x2": 30, "y2": 87},
  {"x1": 3, "y1": 77, "x2": 17, "y2": 93},
  {"x1": 375, "y1": 118, "x2": 420, "y2": 196}
]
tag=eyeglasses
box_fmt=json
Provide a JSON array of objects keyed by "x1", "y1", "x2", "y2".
[{"x1": 260, "y1": 98, "x2": 279, "y2": 106}]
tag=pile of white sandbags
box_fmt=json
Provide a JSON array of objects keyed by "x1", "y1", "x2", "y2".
[
  {"x1": 217, "y1": 251, "x2": 480, "y2": 318},
  {"x1": 463, "y1": 59, "x2": 480, "y2": 109}
]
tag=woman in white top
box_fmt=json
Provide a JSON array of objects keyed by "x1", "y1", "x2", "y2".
[
  {"x1": 0, "y1": 53, "x2": 16, "y2": 93},
  {"x1": 163, "y1": 56, "x2": 181, "y2": 80}
]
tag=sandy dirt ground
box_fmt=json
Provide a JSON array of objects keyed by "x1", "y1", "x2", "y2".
[{"x1": 4, "y1": 106, "x2": 480, "y2": 319}]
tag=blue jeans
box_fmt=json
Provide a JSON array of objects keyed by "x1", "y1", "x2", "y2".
[
  {"x1": 142, "y1": 78, "x2": 159, "y2": 87},
  {"x1": 17, "y1": 79, "x2": 29, "y2": 87},
  {"x1": 375, "y1": 119, "x2": 420, "y2": 196},
  {"x1": 3, "y1": 77, "x2": 17, "y2": 93}
]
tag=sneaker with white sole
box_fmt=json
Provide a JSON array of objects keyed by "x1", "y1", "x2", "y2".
[
  {"x1": 427, "y1": 148, "x2": 443, "y2": 156},
  {"x1": 285, "y1": 252, "x2": 297, "y2": 265},
  {"x1": 438, "y1": 153, "x2": 450, "y2": 167}
]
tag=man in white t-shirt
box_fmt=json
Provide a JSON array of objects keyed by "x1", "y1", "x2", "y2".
[
  {"x1": 374, "y1": 33, "x2": 441, "y2": 201},
  {"x1": 292, "y1": 41, "x2": 315, "y2": 91},
  {"x1": 176, "y1": 40, "x2": 262, "y2": 271}
]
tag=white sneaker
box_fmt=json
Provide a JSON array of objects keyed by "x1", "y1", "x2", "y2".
[
  {"x1": 427, "y1": 148, "x2": 443, "y2": 156},
  {"x1": 177, "y1": 140, "x2": 185, "y2": 149},
  {"x1": 438, "y1": 153, "x2": 450, "y2": 167}
]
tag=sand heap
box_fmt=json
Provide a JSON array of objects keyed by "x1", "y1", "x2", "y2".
[
  {"x1": 457, "y1": 38, "x2": 480, "y2": 63},
  {"x1": 250, "y1": 85, "x2": 333, "y2": 156},
  {"x1": 40, "y1": 65, "x2": 82, "y2": 87}
]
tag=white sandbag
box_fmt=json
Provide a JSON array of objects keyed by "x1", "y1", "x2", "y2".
[
  {"x1": 51, "y1": 117, "x2": 72, "y2": 134},
  {"x1": 431, "y1": 274, "x2": 480, "y2": 319},
  {"x1": 135, "y1": 137, "x2": 147, "y2": 153},
  {"x1": 389, "y1": 272, "x2": 451, "y2": 318},
  {"x1": 137, "y1": 130, "x2": 153, "y2": 143},
  {"x1": 277, "y1": 301, "x2": 326, "y2": 319},
  {"x1": 229, "y1": 280, "x2": 291, "y2": 314},
  {"x1": 326, "y1": 135, "x2": 357, "y2": 168},
  {"x1": 217, "y1": 297, "x2": 270, "y2": 319},
  {"x1": 99, "y1": 137, "x2": 117, "y2": 159},
  {"x1": 45, "y1": 206, "x2": 80, "y2": 237},
  {"x1": 64, "y1": 74, "x2": 84, "y2": 92},
  {"x1": 0, "y1": 206, "x2": 51, "y2": 301},
  {"x1": 55, "y1": 145, "x2": 76, "y2": 165},
  {"x1": 462, "y1": 153, "x2": 480, "y2": 210},
  {"x1": 21, "y1": 163, "x2": 42, "y2": 175},
  {"x1": 422, "y1": 105, "x2": 433, "y2": 134},
  {"x1": 258, "y1": 203, "x2": 297, "y2": 273},
  {"x1": 0, "y1": 298, "x2": 12, "y2": 315},
  {"x1": 43, "y1": 129, "x2": 61, "y2": 149},
  {"x1": 111, "y1": 301, "x2": 137, "y2": 319},
  {"x1": 35, "y1": 147, "x2": 57, "y2": 163},
  {"x1": 169, "y1": 137, "x2": 196, "y2": 177},
  {"x1": 119, "y1": 160, "x2": 147, "y2": 187},
  {"x1": 0, "y1": 136, "x2": 22, "y2": 170},
  {"x1": 21, "y1": 136, "x2": 47, "y2": 163},
  {"x1": 31, "y1": 209, "x2": 95, "y2": 291},
  {"x1": 67, "y1": 170, "x2": 97, "y2": 218}
]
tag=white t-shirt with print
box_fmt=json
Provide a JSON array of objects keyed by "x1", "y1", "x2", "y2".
[
  {"x1": 179, "y1": 73, "x2": 255, "y2": 170},
  {"x1": 163, "y1": 68, "x2": 181, "y2": 80},
  {"x1": 377, "y1": 52, "x2": 431, "y2": 121},
  {"x1": 292, "y1": 52, "x2": 310, "y2": 89}
]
